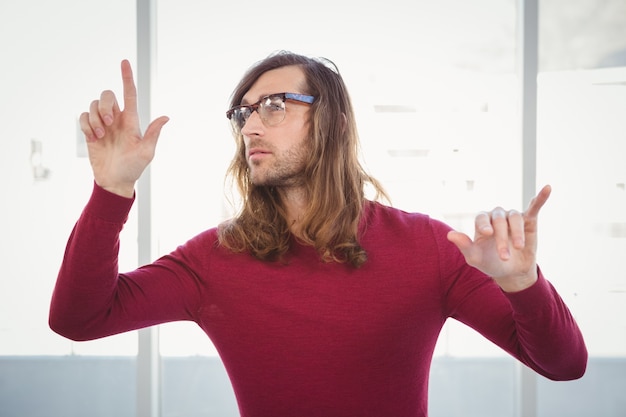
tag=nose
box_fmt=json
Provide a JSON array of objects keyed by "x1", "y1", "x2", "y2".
[{"x1": 240, "y1": 109, "x2": 264, "y2": 136}]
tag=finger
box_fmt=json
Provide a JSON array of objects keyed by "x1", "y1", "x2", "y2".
[
  {"x1": 507, "y1": 209, "x2": 525, "y2": 249},
  {"x1": 88, "y1": 100, "x2": 106, "y2": 139},
  {"x1": 98, "y1": 90, "x2": 119, "y2": 126},
  {"x1": 79, "y1": 112, "x2": 97, "y2": 142},
  {"x1": 474, "y1": 211, "x2": 493, "y2": 237},
  {"x1": 143, "y1": 116, "x2": 170, "y2": 148},
  {"x1": 491, "y1": 207, "x2": 510, "y2": 260},
  {"x1": 120, "y1": 59, "x2": 138, "y2": 116},
  {"x1": 447, "y1": 230, "x2": 474, "y2": 257},
  {"x1": 524, "y1": 184, "x2": 552, "y2": 219}
]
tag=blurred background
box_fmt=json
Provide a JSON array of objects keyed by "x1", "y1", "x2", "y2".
[{"x1": 0, "y1": 0, "x2": 624, "y2": 416}]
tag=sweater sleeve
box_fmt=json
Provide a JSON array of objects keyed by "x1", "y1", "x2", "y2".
[
  {"x1": 431, "y1": 218, "x2": 587, "y2": 381},
  {"x1": 500, "y1": 271, "x2": 588, "y2": 379},
  {"x1": 49, "y1": 183, "x2": 203, "y2": 341}
]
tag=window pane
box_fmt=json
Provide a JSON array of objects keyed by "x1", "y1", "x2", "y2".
[
  {"x1": 539, "y1": 0, "x2": 626, "y2": 71},
  {"x1": 537, "y1": 68, "x2": 626, "y2": 356},
  {"x1": 537, "y1": 0, "x2": 626, "y2": 358},
  {"x1": 154, "y1": 2, "x2": 521, "y2": 416},
  {"x1": 0, "y1": 0, "x2": 138, "y2": 356},
  {"x1": 153, "y1": 0, "x2": 518, "y2": 357}
]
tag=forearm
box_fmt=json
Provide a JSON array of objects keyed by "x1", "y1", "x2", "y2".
[
  {"x1": 505, "y1": 271, "x2": 587, "y2": 380},
  {"x1": 49, "y1": 183, "x2": 134, "y2": 340}
]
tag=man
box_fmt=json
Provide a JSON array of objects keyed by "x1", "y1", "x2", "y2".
[{"x1": 50, "y1": 51, "x2": 587, "y2": 417}]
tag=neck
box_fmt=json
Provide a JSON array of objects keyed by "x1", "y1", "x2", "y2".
[{"x1": 276, "y1": 185, "x2": 309, "y2": 238}]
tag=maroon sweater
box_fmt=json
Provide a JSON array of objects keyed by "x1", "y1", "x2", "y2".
[{"x1": 50, "y1": 183, "x2": 587, "y2": 417}]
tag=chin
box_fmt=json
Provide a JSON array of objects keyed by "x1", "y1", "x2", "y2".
[{"x1": 249, "y1": 175, "x2": 270, "y2": 187}]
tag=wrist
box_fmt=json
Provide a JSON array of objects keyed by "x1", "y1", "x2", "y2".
[
  {"x1": 96, "y1": 181, "x2": 135, "y2": 199},
  {"x1": 493, "y1": 267, "x2": 538, "y2": 293}
]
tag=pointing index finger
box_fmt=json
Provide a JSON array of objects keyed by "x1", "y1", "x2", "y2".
[
  {"x1": 524, "y1": 184, "x2": 552, "y2": 219},
  {"x1": 121, "y1": 59, "x2": 138, "y2": 115}
]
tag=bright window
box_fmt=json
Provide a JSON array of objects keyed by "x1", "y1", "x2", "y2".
[
  {"x1": 153, "y1": 0, "x2": 520, "y2": 357},
  {"x1": 0, "y1": 0, "x2": 138, "y2": 357}
]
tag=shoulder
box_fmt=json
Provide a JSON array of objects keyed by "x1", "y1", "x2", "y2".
[
  {"x1": 176, "y1": 227, "x2": 221, "y2": 254},
  {"x1": 361, "y1": 201, "x2": 464, "y2": 269},
  {"x1": 363, "y1": 201, "x2": 452, "y2": 239}
]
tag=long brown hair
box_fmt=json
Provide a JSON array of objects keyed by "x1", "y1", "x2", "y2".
[{"x1": 218, "y1": 51, "x2": 387, "y2": 268}]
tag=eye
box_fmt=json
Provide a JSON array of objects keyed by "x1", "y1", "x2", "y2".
[
  {"x1": 263, "y1": 97, "x2": 285, "y2": 113},
  {"x1": 234, "y1": 108, "x2": 251, "y2": 124}
]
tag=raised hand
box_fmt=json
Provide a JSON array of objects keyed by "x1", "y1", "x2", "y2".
[
  {"x1": 78, "y1": 60, "x2": 169, "y2": 197},
  {"x1": 446, "y1": 185, "x2": 552, "y2": 292}
]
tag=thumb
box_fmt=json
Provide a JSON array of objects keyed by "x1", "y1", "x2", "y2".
[
  {"x1": 143, "y1": 116, "x2": 170, "y2": 147},
  {"x1": 447, "y1": 230, "x2": 473, "y2": 256}
]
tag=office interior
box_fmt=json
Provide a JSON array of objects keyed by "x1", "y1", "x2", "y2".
[{"x1": 0, "y1": 0, "x2": 625, "y2": 416}]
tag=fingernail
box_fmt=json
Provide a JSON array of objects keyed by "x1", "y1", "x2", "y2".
[
  {"x1": 480, "y1": 225, "x2": 493, "y2": 233},
  {"x1": 103, "y1": 115, "x2": 113, "y2": 126},
  {"x1": 95, "y1": 128, "x2": 105, "y2": 138},
  {"x1": 492, "y1": 208, "x2": 506, "y2": 219}
]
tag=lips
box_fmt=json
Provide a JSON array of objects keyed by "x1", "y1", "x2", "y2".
[{"x1": 248, "y1": 147, "x2": 271, "y2": 158}]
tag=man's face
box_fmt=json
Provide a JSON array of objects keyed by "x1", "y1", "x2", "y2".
[{"x1": 240, "y1": 65, "x2": 312, "y2": 187}]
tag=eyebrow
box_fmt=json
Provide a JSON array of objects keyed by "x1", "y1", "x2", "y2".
[
  {"x1": 241, "y1": 93, "x2": 270, "y2": 106},
  {"x1": 240, "y1": 90, "x2": 309, "y2": 106}
]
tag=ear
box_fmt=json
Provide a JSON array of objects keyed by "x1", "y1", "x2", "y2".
[{"x1": 341, "y1": 112, "x2": 348, "y2": 133}]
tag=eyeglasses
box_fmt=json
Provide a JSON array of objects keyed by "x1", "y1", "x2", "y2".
[{"x1": 226, "y1": 92, "x2": 315, "y2": 132}]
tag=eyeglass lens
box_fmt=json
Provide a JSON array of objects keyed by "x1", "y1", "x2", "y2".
[{"x1": 230, "y1": 96, "x2": 286, "y2": 131}]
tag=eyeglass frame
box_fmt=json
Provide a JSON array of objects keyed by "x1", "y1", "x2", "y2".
[{"x1": 226, "y1": 92, "x2": 316, "y2": 132}]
